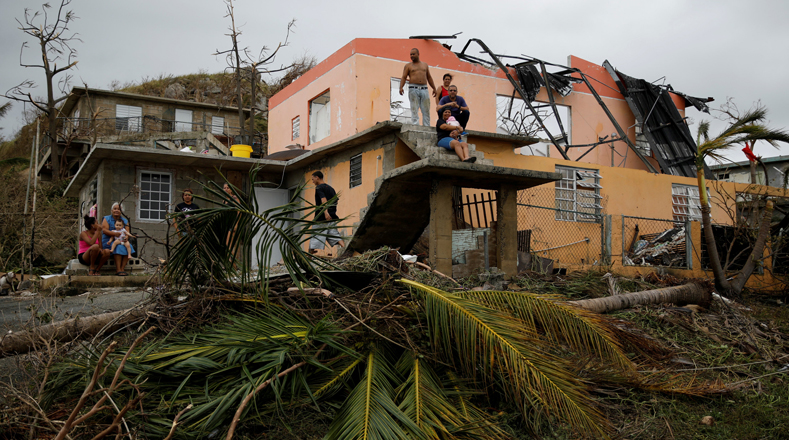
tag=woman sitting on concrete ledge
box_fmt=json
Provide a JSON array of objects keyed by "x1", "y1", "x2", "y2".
[
  {"x1": 436, "y1": 109, "x2": 476, "y2": 163},
  {"x1": 101, "y1": 203, "x2": 134, "y2": 276},
  {"x1": 78, "y1": 215, "x2": 110, "y2": 276}
]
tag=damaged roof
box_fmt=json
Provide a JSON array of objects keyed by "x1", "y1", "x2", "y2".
[{"x1": 603, "y1": 61, "x2": 713, "y2": 178}]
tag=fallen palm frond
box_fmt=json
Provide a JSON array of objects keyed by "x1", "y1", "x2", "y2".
[
  {"x1": 325, "y1": 346, "x2": 423, "y2": 440},
  {"x1": 395, "y1": 351, "x2": 510, "y2": 440},
  {"x1": 399, "y1": 279, "x2": 610, "y2": 439},
  {"x1": 38, "y1": 263, "x2": 734, "y2": 439},
  {"x1": 46, "y1": 309, "x2": 350, "y2": 439},
  {"x1": 166, "y1": 167, "x2": 339, "y2": 294},
  {"x1": 458, "y1": 289, "x2": 633, "y2": 371}
]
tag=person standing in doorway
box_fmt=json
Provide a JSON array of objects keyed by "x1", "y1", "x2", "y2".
[
  {"x1": 399, "y1": 48, "x2": 437, "y2": 126},
  {"x1": 309, "y1": 171, "x2": 345, "y2": 255}
]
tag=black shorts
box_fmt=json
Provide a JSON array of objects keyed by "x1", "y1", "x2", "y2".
[{"x1": 78, "y1": 252, "x2": 88, "y2": 265}]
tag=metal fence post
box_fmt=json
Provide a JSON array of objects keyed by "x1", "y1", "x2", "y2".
[
  {"x1": 604, "y1": 214, "x2": 612, "y2": 265},
  {"x1": 621, "y1": 215, "x2": 625, "y2": 266},
  {"x1": 685, "y1": 219, "x2": 693, "y2": 270}
]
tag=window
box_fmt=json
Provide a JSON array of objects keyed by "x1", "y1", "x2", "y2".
[
  {"x1": 309, "y1": 91, "x2": 330, "y2": 144},
  {"x1": 138, "y1": 171, "x2": 172, "y2": 221},
  {"x1": 717, "y1": 173, "x2": 730, "y2": 180},
  {"x1": 74, "y1": 108, "x2": 80, "y2": 127},
  {"x1": 390, "y1": 77, "x2": 411, "y2": 123},
  {"x1": 496, "y1": 95, "x2": 570, "y2": 145},
  {"x1": 292, "y1": 116, "x2": 300, "y2": 140},
  {"x1": 211, "y1": 116, "x2": 224, "y2": 135},
  {"x1": 349, "y1": 154, "x2": 362, "y2": 188},
  {"x1": 174, "y1": 109, "x2": 193, "y2": 132},
  {"x1": 115, "y1": 105, "x2": 142, "y2": 132},
  {"x1": 672, "y1": 184, "x2": 702, "y2": 222},
  {"x1": 555, "y1": 166, "x2": 603, "y2": 222}
]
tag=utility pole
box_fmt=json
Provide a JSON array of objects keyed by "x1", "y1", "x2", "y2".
[{"x1": 30, "y1": 120, "x2": 40, "y2": 278}]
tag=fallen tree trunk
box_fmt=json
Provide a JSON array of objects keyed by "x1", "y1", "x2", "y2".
[
  {"x1": 569, "y1": 283, "x2": 710, "y2": 314},
  {"x1": 0, "y1": 305, "x2": 153, "y2": 358}
]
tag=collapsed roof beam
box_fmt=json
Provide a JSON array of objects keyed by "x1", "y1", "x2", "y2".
[
  {"x1": 457, "y1": 39, "x2": 655, "y2": 169},
  {"x1": 538, "y1": 61, "x2": 570, "y2": 153},
  {"x1": 409, "y1": 32, "x2": 462, "y2": 40},
  {"x1": 576, "y1": 71, "x2": 660, "y2": 173},
  {"x1": 458, "y1": 38, "x2": 572, "y2": 161}
]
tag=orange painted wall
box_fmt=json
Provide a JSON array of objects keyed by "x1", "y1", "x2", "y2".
[
  {"x1": 270, "y1": 55, "x2": 359, "y2": 152},
  {"x1": 301, "y1": 146, "x2": 386, "y2": 251}
]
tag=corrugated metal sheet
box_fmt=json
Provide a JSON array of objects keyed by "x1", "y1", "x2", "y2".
[{"x1": 603, "y1": 61, "x2": 711, "y2": 178}]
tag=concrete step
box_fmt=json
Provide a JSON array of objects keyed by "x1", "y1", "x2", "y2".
[{"x1": 65, "y1": 258, "x2": 146, "y2": 275}]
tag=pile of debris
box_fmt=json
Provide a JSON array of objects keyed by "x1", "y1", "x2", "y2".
[{"x1": 625, "y1": 226, "x2": 687, "y2": 267}]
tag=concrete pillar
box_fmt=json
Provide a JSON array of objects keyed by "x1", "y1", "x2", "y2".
[
  {"x1": 497, "y1": 184, "x2": 518, "y2": 278},
  {"x1": 429, "y1": 179, "x2": 454, "y2": 276}
]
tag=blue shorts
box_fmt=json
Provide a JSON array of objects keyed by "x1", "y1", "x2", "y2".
[{"x1": 437, "y1": 137, "x2": 454, "y2": 150}]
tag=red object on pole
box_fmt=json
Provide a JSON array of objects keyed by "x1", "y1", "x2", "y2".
[{"x1": 742, "y1": 143, "x2": 758, "y2": 162}]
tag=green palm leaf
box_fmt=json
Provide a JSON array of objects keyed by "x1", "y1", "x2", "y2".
[
  {"x1": 121, "y1": 309, "x2": 347, "y2": 438},
  {"x1": 396, "y1": 352, "x2": 463, "y2": 438},
  {"x1": 697, "y1": 107, "x2": 789, "y2": 162},
  {"x1": 166, "y1": 167, "x2": 337, "y2": 293},
  {"x1": 457, "y1": 289, "x2": 633, "y2": 371},
  {"x1": 398, "y1": 279, "x2": 609, "y2": 439},
  {"x1": 395, "y1": 351, "x2": 508, "y2": 439},
  {"x1": 326, "y1": 346, "x2": 423, "y2": 440}
]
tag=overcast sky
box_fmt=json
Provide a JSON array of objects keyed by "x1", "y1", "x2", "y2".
[{"x1": 2, "y1": 0, "x2": 788, "y2": 163}]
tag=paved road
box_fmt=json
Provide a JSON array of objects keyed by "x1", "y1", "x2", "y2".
[{"x1": 0, "y1": 288, "x2": 150, "y2": 332}]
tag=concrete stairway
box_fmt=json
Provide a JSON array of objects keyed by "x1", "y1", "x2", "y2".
[
  {"x1": 397, "y1": 125, "x2": 494, "y2": 165},
  {"x1": 342, "y1": 156, "x2": 559, "y2": 257},
  {"x1": 340, "y1": 125, "x2": 558, "y2": 258}
]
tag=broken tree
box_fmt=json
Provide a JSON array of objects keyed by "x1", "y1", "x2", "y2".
[{"x1": 3, "y1": 0, "x2": 80, "y2": 180}]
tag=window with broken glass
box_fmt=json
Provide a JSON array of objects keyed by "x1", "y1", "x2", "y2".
[
  {"x1": 138, "y1": 171, "x2": 172, "y2": 221},
  {"x1": 349, "y1": 154, "x2": 362, "y2": 188},
  {"x1": 495, "y1": 95, "x2": 570, "y2": 144},
  {"x1": 671, "y1": 184, "x2": 703, "y2": 222},
  {"x1": 554, "y1": 166, "x2": 603, "y2": 222}
]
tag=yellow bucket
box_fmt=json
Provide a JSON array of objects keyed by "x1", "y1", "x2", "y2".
[{"x1": 230, "y1": 144, "x2": 253, "y2": 158}]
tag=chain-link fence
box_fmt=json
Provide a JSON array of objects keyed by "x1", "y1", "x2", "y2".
[
  {"x1": 517, "y1": 186, "x2": 604, "y2": 270},
  {"x1": 622, "y1": 215, "x2": 691, "y2": 269}
]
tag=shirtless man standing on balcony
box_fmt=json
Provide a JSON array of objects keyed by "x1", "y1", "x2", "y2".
[{"x1": 399, "y1": 48, "x2": 437, "y2": 126}]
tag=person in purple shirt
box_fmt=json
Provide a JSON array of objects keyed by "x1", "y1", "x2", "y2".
[{"x1": 437, "y1": 85, "x2": 470, "y2": 132}]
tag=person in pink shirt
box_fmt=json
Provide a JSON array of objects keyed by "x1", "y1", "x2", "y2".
[{"x1": 78, "y1": 215, "x2": 110, "y2": 275}]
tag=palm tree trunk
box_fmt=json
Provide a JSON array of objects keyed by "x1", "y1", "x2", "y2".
[
  {"x1": 570, "y1": 283, "x2": 710, "y2": 314},
  {"x1": 0, "y1": 305, "x2": 152, "y2": 358},
  {"x1": 698, "y1": 169, "x2": 733, "y2": 295},
  {"x1": 733, "y1": 200, "x2": 774, "y2": 293}
]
